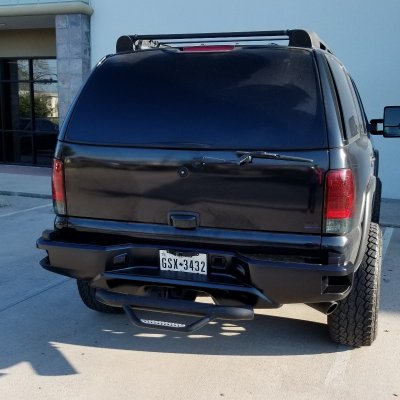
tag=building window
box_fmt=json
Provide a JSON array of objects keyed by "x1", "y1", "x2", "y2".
[{"x1": 0, "y1": 58, "x2": 58, "y2": 166}]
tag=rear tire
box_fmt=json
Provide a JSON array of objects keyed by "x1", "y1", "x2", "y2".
[
  {"x1": 77, "y1": 280, "x2": 123, "y2": 314},
  {"x1": 328, "y1": 222, "x2": 382, "y2": 347}
]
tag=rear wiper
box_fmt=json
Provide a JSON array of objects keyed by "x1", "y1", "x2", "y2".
[
  {"x1": 236, "y1": 151, "x2": 314, "y2": 165},
  {"x1": 198, "y1": 151, "x2": 314, "y2": 167}
]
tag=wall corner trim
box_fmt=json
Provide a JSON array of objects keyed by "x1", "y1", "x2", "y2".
[{"x1": 0, "y1": 2, "x2": 93, "y2": 17}]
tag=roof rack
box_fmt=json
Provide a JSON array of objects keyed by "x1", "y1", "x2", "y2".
[{"x1": 116, "y1": 29, "x2": 332, "y2": 54}]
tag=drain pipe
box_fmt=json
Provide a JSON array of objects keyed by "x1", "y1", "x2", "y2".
[{"x1": 307, "y1": 301, "x2": 338, "y2": 315}]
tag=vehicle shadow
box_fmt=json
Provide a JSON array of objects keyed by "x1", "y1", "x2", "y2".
[
  {"x1": 91, "y1": 311, "x2": 339, "y2": 357},
  {"x1": 0, "y1": 300, "x2": 341, "y2": 378},
  {"x1": 379, "y1": 236, "x2": 400, "y2": 314}
]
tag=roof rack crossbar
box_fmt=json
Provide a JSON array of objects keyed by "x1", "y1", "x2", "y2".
[
  {"x1": 158, "y1": 37, "x2": 289, "y2": 46},
  {"x1": 129, "y1": 30, "x2": 289, "y2": 41},
  {"x1": 116, "y1": 29, "x2": 332, "y2": 54}
]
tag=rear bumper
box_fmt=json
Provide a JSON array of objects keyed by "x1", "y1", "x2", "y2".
[{"x1": 37, "y1": 229, "x2": 356, "y2": 307}]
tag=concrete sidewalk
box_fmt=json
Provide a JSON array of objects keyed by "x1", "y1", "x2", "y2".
[
  {"x1": 0, "y1": 164, "x2": 399, "y2": 226},
  {"x1": 0, "y1": 165, "x2": 51, "y2": 199}
]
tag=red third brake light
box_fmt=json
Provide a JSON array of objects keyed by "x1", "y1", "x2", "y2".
[
  {"x1": 52, "y1": 159, "x2": 66, "y2": 215},
  {"x1": 324, "y1": 169, "x2": 355, "y2": 234},
  {"x1": 182, "y1": 45, "x2": 235, "y2": 52}
]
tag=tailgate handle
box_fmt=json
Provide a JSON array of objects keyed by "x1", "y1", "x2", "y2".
[{"x1": 169, "y1": 212, "x2": 198, "y2": 229}]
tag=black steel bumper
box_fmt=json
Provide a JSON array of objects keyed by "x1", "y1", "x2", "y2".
[{"x1": 37, "y1": 229, "x2": 355, "y2": 308}]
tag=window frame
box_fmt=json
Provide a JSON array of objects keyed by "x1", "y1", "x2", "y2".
[{"x1": 0, "y1": 57, "x2": 58, "y2": 166}]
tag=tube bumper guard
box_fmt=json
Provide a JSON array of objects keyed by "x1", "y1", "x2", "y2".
[{"x1": 96, "y1": 289, "x2": 254, "y2": 332}]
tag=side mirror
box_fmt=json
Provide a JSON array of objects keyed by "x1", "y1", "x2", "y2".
[{"x1": 383, "y1": 106, "x2": 400, "y2": 138}]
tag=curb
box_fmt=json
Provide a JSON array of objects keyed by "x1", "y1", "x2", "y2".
[
  {"x1": 381, "y1": 223, "x2": 400, "y2": 228},
  {"x1": 0, "y1": 191, "x2": 52, "y2": 200}
]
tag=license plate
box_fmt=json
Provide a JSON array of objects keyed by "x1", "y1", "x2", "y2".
[{"x1": 159, "y1": 250, "x2": 207, "y2": 275}]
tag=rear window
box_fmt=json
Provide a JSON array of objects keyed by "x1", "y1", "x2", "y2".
[{"x1": 65, "y1": 47, "x2": 327, "y2": 150}]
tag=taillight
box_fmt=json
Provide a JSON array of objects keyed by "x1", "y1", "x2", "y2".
[
  {"x1": 52, "y1": 159, "x2": 66, "y2": 215},
  {"x1": 182, "y1": 45, "x2": 234, "y2": 52},
  {"x1": 324, "y1": 169, "x2": 355, "y2": 234}
]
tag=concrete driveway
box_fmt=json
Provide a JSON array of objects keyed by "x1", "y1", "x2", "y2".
[{"x1": 0, "y1": 195, "x2": 399, "y2": 400}]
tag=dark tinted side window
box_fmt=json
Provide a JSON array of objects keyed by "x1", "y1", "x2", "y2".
[
  {"x1": 345, "y1": 74, "x2": 367, "y2": 135},
  {"x1": 350, "y1": 78, "x2": 368, "y2": 134},
  {"x1": 327, "y1": 56, "x2": 361, "y2": 139},
  {"x1": 65, "y1": 48, "x2": 327, "y2": 150}
]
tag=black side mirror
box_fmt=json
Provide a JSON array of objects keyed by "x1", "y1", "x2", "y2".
[{"x1": 383, "y1": 106, "x2": 400, "y2": 138}]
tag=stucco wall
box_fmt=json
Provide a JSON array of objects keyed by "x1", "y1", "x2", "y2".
[
  {"x1": 0, "y1": 28, "x2": 56, "y2": 57},
  {"x1": 90, "y1": 0, "x2": 400, "y2": 198}
]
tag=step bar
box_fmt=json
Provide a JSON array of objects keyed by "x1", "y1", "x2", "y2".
[{"x1": 96, "y1": 289, "x2": 254, "y2": 333}]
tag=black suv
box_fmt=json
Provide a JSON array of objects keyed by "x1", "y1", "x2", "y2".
[{"x1": 37, "y1": 29, "x2": 400, "y2": 347}]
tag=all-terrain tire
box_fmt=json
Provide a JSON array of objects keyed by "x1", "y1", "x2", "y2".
[
  {"x1": 77, "y1": 279, "x2": 123, "y2": 314},
  {"x1": 328, "y1": 222, "x2": 382, "y2": 347}
]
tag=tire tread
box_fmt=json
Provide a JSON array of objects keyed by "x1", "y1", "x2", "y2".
[
  {"x1": 77, "y1": 280, "x2": 123, "y2": 314},
  {"x1": 328, "y1": 222, "x2": 382, "y2": 347}
]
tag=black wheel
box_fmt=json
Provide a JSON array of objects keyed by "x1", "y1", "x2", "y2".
[
  {"x1": 371, "y1": 177, "x2": 382, "y2": 224},
  {"x1": 328, "y1": 222, "x2": 382, "y2": 347},
  {"x1": 77, "y1": 280, "x2": 123, "y2": 314}
]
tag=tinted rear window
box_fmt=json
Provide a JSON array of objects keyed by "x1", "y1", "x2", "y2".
[{"x1": 65, "y1": 48, "x2": 327, "y2": 149}]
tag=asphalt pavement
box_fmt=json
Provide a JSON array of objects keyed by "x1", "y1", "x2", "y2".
[{"x1": 0, "y1": 167, "x2": 399, "y2": 400}]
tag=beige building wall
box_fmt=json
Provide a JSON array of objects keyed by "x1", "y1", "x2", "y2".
[{"x1": 0, "y1": 28, "x2": 56, "y2": 58}]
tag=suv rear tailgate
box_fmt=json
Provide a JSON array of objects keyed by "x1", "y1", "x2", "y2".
[{"x1": 61, "y1": 143, "x2": 328, "y2": 234}]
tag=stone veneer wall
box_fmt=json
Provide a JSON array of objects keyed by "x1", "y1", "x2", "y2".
[{"x1": 55, "y1": 13, "x2": 90, "y2": 125}]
